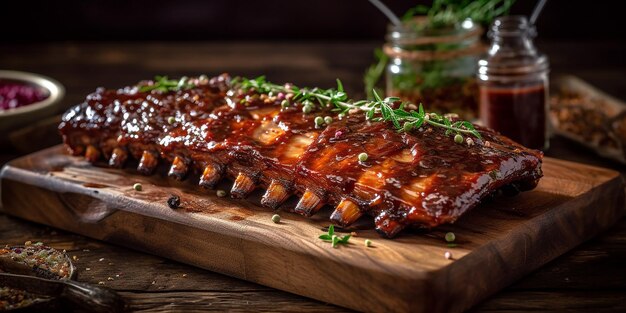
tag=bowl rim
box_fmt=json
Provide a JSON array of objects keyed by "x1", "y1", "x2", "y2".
[{"x1": 0, "y1": 70, "x2": 65, "y2": 117}]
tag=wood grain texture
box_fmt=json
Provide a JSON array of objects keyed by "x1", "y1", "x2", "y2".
[
  {"x1": 1, "y1": 144, "x2": 624, "y2": 313},
  {"x1": 3, "y1": 214, "x2": 625, "y2": 313}
]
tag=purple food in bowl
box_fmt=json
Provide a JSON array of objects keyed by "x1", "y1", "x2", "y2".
[
  {"x1": 0, "y1": 70, "x2": 64, "y2": 133},
  {"x1": 0, "y1": 79, "x2": 50, "y2": 110}
]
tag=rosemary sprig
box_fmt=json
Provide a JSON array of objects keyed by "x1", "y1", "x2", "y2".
[
  {"x1": 319, "y1": 225, "x2": 351, "y2": 248},
  {"x1": 232, "y1": 76, "x2": 481, "y2": 139},
  {"x1": 139, "y1": 76, "x2": 195, "y2": 93}
]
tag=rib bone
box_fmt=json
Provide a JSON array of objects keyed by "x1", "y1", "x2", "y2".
[
  {"x1": 168, "y1": 156, "x2": 189, "y2": 181},
  {"x1": 294, "y1": 189, "x2": 324, "y2": 216},
  {"x1": 137, "y1": 150, "x2": 158, "y2": 175},
  {"x1": 230, "y1": 172, "x2": 256, "y2": 199},
  {"x1": 199, "y1": 163, "x2": 221, "y2": 189},
  {"x1": 85, "y1": 145, "x2": 100, "y2": 163},
  {"x1": 330, "y1": 199, "x2": 362, "y2": 226},
  {"x1": 260, "y1": 180, "x2": 290, "y2": 209},
  {"x1": 109, "y1": 147, "x2": 128, "y2": 168}
]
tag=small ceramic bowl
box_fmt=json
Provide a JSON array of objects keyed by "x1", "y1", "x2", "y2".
[{"x1": 0, "y1": 70, "x2": 64, "y2": 133}]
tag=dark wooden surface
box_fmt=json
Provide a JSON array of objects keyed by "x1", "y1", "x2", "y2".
[{"x1": 1, "y1": 41, "x2": 626, "y2": 312}]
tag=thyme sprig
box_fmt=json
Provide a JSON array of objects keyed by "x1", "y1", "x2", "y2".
[
  {"x1": 319, "y1": 225, "x2": 351, "y2": 248},
  {"x1": 139, "y1": 76, "x2": 195, "y2": 93},
  {"x1": 232, "y1": 76, "x2": 481, "y2": 139}
]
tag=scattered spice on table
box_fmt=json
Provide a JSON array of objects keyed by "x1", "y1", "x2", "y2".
[
  {"x1": 0, "y1": 242, "x2": 71, "y2": 310},
  {"x1": 0, "y1": 242, "x2": 72, "y2": 279},
  {"x1": 0, "y1": 287, "x2": 47, "y2": 310}
]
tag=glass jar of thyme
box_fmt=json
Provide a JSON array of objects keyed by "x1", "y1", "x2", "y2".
[{"x1": 384, "y1": 18, "x2": 484, "y2": 120}]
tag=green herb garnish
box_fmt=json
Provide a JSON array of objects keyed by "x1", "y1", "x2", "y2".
[
  {"x1": 403, "y1": 0, "x2": 515, "y2": 29},
  {"x1": 139, "y1": 76, "x2": 195, "y2": 93},
  {"x1": 233, "y1": 76, "x2": 481, "y2": 139},
  {"x1": 364, "y1": 0, "x2": 516, "y2": 98},
  {"x1": 319, "y1": 225, "x2": 351, "y2": 248}
]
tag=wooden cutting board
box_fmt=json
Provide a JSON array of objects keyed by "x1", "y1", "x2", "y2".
[{"x1": 1, "y1": 145, "x2": 624, "y2": 313}]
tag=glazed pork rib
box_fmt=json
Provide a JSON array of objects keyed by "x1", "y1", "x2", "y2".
[{"x1": 59, "y1": 74, "x2": 543, "y2": 238}]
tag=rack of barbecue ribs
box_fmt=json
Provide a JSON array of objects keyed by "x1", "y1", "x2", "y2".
[{"x1": 59, "y1": 74, "x2": 543, "y2": 238}]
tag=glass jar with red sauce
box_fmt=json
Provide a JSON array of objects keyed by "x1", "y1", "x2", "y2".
[{"x1": 477, "y1": 16, "x2": 549, "y2": 150}]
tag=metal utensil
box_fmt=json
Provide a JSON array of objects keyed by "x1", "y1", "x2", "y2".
[
  {"x1": 0, "y1": 244, "x2": 125, "y2": 312},
  {"x1": 0, "y1": 272, "x2": 125, "y2": 313},
  {"x1": 368, "y1": 0, "x2": 401, "y2": 26},
  {"x1": 530, "y1": 0, "x2": 548, "y2": 25}
]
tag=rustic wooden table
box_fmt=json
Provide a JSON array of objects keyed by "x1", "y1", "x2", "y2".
[{"x1": 1, "y1": 41, "x2": 625, "y2": 312}]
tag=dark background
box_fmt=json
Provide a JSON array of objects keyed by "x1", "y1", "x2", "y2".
[{"x1": 1, "y1": 0, "x2": 623, "y2": 42}]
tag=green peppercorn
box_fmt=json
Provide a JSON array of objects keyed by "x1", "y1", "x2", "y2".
[
  {"x1": 403, "y1": 122, "x2": 413, "y2": 132},
  {"x1": 281, "y1": 100, "x2": 289, "y2": 108},
  {"x1": 454, "y1": 134, "x2": 463, "y2": 144},
  {"x1": 445, "y1": 232, "x2": 456, "y2": 243},
  {"x1": 216, "y1": 189, "x2": 227, "y2": 197},
  {"x1": 324, "y1": 116, "x2": 333, "y2": 124},
  {"x1": 302, "y1": 105, "x2": 312, "y2": 114},
  {"x1": 364, "y1": 239, "x2": 372, "y2": 247},
  {"x1": 358, "y1": 152, "x2": 368, "y2": 162},
  {"x1": 167, "y1": 116, "x2": 176, "y2": 125},
  {"x1": 271, "y1": 214, "x2": 281, "y2": 223},
  {"x1": 314, "y1": 116, "x2": 324, "y2": 126},
  {"x1": 133, "y1": 183, "x2": 142, "y2": 191}
]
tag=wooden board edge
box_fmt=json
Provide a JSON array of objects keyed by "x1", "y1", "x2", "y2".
[
  {"x1": 428, "y1": 172, "x2": 626, "y2": 313},
  {"x1": 0, "y1": 176, "x2": 429, "y2": 313}
]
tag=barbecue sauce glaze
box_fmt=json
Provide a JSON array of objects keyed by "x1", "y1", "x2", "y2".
[{"x1": 59, "y1": 74, "x2": 543, "y2": 237}]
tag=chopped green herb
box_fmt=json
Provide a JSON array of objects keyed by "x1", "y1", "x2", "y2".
[
  {"x1": 133, "y1": 183, "x2": 142, "y2": 191},
  {"x1": 364, "y1": 239, "x2": 373, "y2": 247},
  {"x1": 445, "y1": 232, "x2": 456, "y2": 243},
  {"x1": 216, "y1": 189, "x2": 227, "y2": 198},
  {"x1": 319, "y1": 225, "x2": 351, "y2": 248},
  {"x1": 168, "y1": 116, "x2": 176, "y2": 125},
  {"x1": 302, "y1": 104, "x2": 312, "y2": 114},
  {"x1": 281, "y1": 100, "x2": 289, "y2": 108},
  {"x1": 324, "y1": 116, "x2": 333, "y2": 124},
  {"x1": 139, "y1": 76, "x2": 195, "y2": 93},
  {"x1": 489, "y1": 170, "x2": 499, "y2": 180}
]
